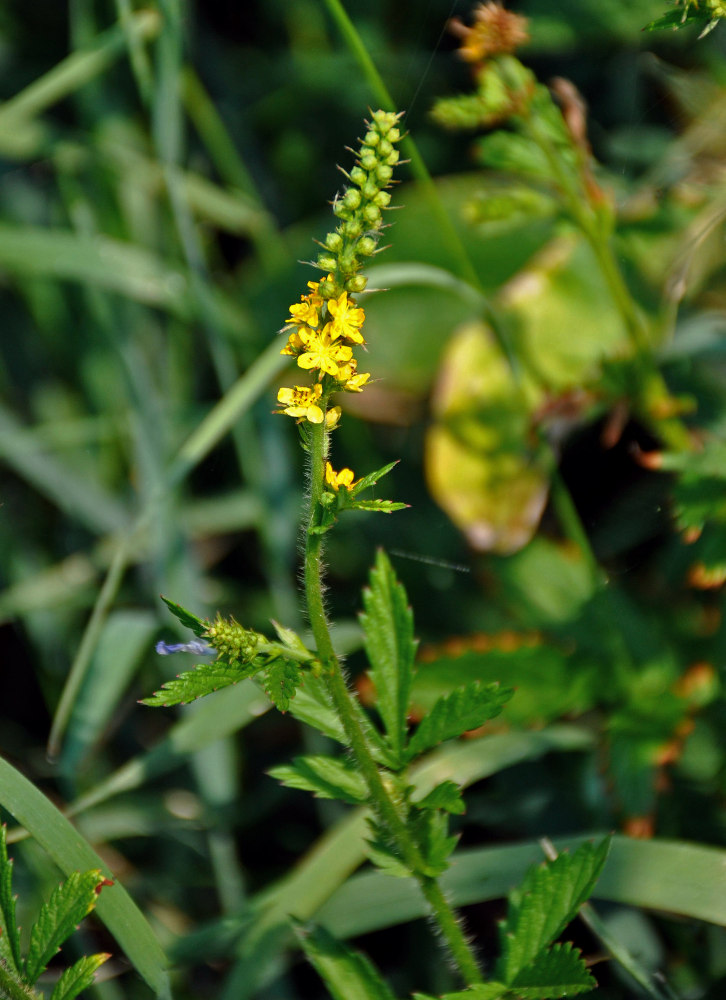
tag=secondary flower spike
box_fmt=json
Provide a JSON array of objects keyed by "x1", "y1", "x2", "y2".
[{"x1": 277, "y1": 110, "x2": 403, "y2": 431}]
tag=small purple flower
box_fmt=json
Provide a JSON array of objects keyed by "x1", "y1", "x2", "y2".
[{"x1": 156, "y1": 639, "x2": 215, "y2": 657}]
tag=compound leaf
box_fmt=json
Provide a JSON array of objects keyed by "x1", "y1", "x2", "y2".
[
  {"x1": 414, "y1": 780, "x2": 466, "y2": 815},
  {"x1": 270, "y1": 755, "x2": 368, "y2": 805},
  {"x1": 405, "y1": 681, "x2": 512, "y2": 762},
  {"x1": 24, "y1": 871, "x2": 108, "y2": 983},
  {"x1": 49, "y1": 953, "x2": 110, "y2": 1000},
  {"x1": 141, "y1": 659, "x2": 262, "y2": 707},
  {"x1": 0, "y1": 827, "x2": 21, "y2": 972},
  {"x1": 495, "y1": 838, "x2": 610, "y2": 985},
  {"x1": 160, "y1": 596, "x2": 207, "y2": 637},
  {"x1": 293, "y1": 920, "x2": 397, "y2": 1000},
  {"x1": 263, "y1": 659, "x2": 303, "y2": 712},
  {"x1": 360, "y1": 550, "x2": 417, "y2": 765},
  {"x1": 508, "y1": 941, "x2": 595, "y2": 998}
]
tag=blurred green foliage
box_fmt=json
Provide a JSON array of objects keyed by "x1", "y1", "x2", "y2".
[{"x1": 5, "y1": 0, "x2": 726, "y2": 998}]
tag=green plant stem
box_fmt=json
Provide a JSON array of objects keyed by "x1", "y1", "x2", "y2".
[
  {"x1": 0, "y1": 963, "x2": 39, "y2": 1000},
  {"x1": 523, "y1": 111, "x2": 691, "y2": 450},
  {"x1": 303, "y1": 419, "x2": 483, "y2": 986}
]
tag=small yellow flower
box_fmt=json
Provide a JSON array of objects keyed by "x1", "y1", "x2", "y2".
[
  {"x1": 325, "y1": 462, "x2": 359, "y2": 491},
  {"x1": 327, "y1": 292, "x2": 366, "y2": 344},
  {"x1": 281, "y1": 330, "x2": 304, "y2": 356},
  {"x1": 326, "y1": 406, "x2": 342, "y2": 429},
  {"x1": 276, "y1": 384, "x2": 325, "y2": 423},
  {"x1": 297, "y1": 326, "x2": 353, "y2": 378},
  {"x1": 287, "y1": 284, "x2": 325, "y2": 328},
  {"x1": 344, "y1": 370, "x2": 371, "y2": 392}
]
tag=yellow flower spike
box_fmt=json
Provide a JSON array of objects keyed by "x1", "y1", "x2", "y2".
[
  {"x1": 276, "y1": 384, "x2": 325, "y2": 424},
  {"x1": 297, "y1": 327, "x2": 353, "y2": 378},
  {"x1": 327, "y1": 292, "x2": 366, "y2": 344},
  {"x1": 325, "y1": 461, "x2": 359, "y2": 491}
]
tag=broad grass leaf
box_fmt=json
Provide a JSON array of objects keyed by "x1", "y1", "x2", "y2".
[
  {"x1": 293, "y1": 921, "x2": 397, "y2": 1000},
  {"x1": 49, "y1": 953, "x2": 110, "y2": 1000},
  {"x1": 508, "y1": 941, "x2": 595, "y2": 998},
  {"x1": 495, "y1": 839, "x2": 610, "y2": 984},
  {"x1": 360, "y1": 550, "x2": 417, "y2": 764},
  {"x1": 0, "y1": 827, "x2": 21, "y2": 972},
  {"x1": 141, "y1": 659, "x2": 262, "y2": 707},
  {"x1": 270, "y1": 756, "x2": 368, "y2": 805},
  {"x1": 405, "y1": 681, "x2": 512, "y2": 762},
  {"x1": 24, "y1": 871, "x2": 107, "y2": 982}
]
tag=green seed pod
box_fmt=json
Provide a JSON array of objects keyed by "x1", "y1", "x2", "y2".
[
  {"x1": 360, "y1": 152, "x2": 377, "y2": 172},
  {"x1": 326, "y1": 232, "x2": 343, "y2": 252},
  {"x1": 376, "y1": 164, "x2": 393, "y2": 183},
  {"x1": 333, "y1": 198, "x2": 351, "y2": 219},
  {"x1": 364, "y1": 129, "x2": 380, "y2": 147},
  {"x1": 342, "y1": 218, "x2": 364, "y2": 239},
  {"x1": 378, "y1": 139, "x2": 393, "y2": 159},
  {"x1": 349, "y1": 166, "x2": 366, "y2": 187},
  {"x1": 387, "y1": 127, "x2": 401, "y2": 143},
  {"x1": 385, "y1": 149, "x2": 400, "y2": 166},
  {"x1": 362, "y1": 179, "x2": 379, "y2": 201},
  {"x1": 374, "y1": 190, "x2": 391, "y2": 208}
]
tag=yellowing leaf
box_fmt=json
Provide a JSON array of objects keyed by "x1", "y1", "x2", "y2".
[{"x1": 426, "y1": 320, "x2": 548, "y2": 554}]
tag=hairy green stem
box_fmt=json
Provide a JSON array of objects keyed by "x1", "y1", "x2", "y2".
[{"x1": 303, "y1": 418, "x2": 483, "y2": 985}]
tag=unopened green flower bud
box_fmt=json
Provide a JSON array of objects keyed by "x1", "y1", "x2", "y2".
[
  {"x1": 333, "y1": 198, "x2": 350, "y2": 219},
  {"x1": 326, "y1": 232, "x2": 343, "y2": 252},
  {"x1": 342, "y1": 218, "x2": 364, "y2": 238},
  {"x1": 387, "y1": 127, "x2": 401, "y2": 143},
  {"x1": 362, "y1": 179, "x2": 379, "y2": 201},
  {"x1": 343, "y1": 187, "x2": 362, "y2": 210},
  {"x1": 350, "y1": 166, "x2": 366, "y2": 187},
  {"x1": 378, "y1": 139, "x2": 393, "y2": 159},
  {"x1": 385, "y1": 149, "x2": 400, "y2": 166},
  {"x1": 374, "y1": 190, "x2": 391, "y2": 208},
  {"x1": 346, "y1": 274, "x2": 368, "y2": 293},
  {"x1": 364, "y1": 130, "x2": 380, "y2": 147},
  {"x1": 317, "y1": 253, "x2": 337, "y2": 272},
  {"x1": 362, "y1": 204, "x2": 381, "y2": 225},
  {"x1": 357, "y1": 236, "x2": 377, "y2": 256},
  {"x1": 376, "y1": 164, "x2": 393, "y2": 183},
  {"x1": 360, "y1": 152, "x2": 377, "y2": 171}
]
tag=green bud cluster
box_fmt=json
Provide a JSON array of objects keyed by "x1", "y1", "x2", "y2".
[
  {"x1": 431, "y1": 57, "x2": 535, "y2": 131},
  {"x1": 204, "y1": 613, "x2": 261, "y2": 664},
  {"x1": 315, "y1": 109, "x2": 403, "y2": 298}
]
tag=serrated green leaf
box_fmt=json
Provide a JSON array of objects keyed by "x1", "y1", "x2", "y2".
[
  {"x1": 413, "y1": 810, "x2": 458, "y2": 877},
  {"x1": 24, "y1": 871, "x2": 107, "y2": 983},
  {"x1": 360, "y1": 550, "x2": 417, "y2": 764},
  {"x1": 496, "y1": 839, "x2": 610, "y2": 985},
  {"x1": 365, "y1": 822, "x2": 411, "y2": 879},
  {"x1": 405, "y1": 682, "x2": 513, "y2": 762},
  {"x1": 160, "y1": 596, "x2": 208, "y2": 637},
  {"x1": 264, "y1": 659, "x2": 303, "y2": 712},
  {"x1": 270, "y1": 755, "x2": 368, "y2": 805},
  {"x1": 508, "y1": 941, "x2": 595, "y2": 998},
  {"x1": 0, "y1": 961, "x2": 40, "y2": 1000},
  {"x1": 643, "y1": 8, "x2": 707, "y2": 30},
  {"x1": 350, "y1": 461, "x2": 399, "y2": 497},
  {"x1": 141, "y1": 659, "x2": 261, "y2": 707},
  {"x1": 293, "y1": 921, "x2": 397, "y2": 1000},
  {"x1": 0, "y1": 828, "x2": 21, "y2": 973},
  {"x1": 414, "y1": 780, "x2": 465, "y2": 815},
  {"x1": 49, "y1": 953, "x2": 110, "y2": 1000},
  {"x1": 271, "y1": 621, "x2": 312, "y2": 658},
  {"x1": 351, "y1": 500, "x2": 408, "y2": 514},
  {"x1": 439, "y1": 987, "x2": 509, "y2": 1000}
]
